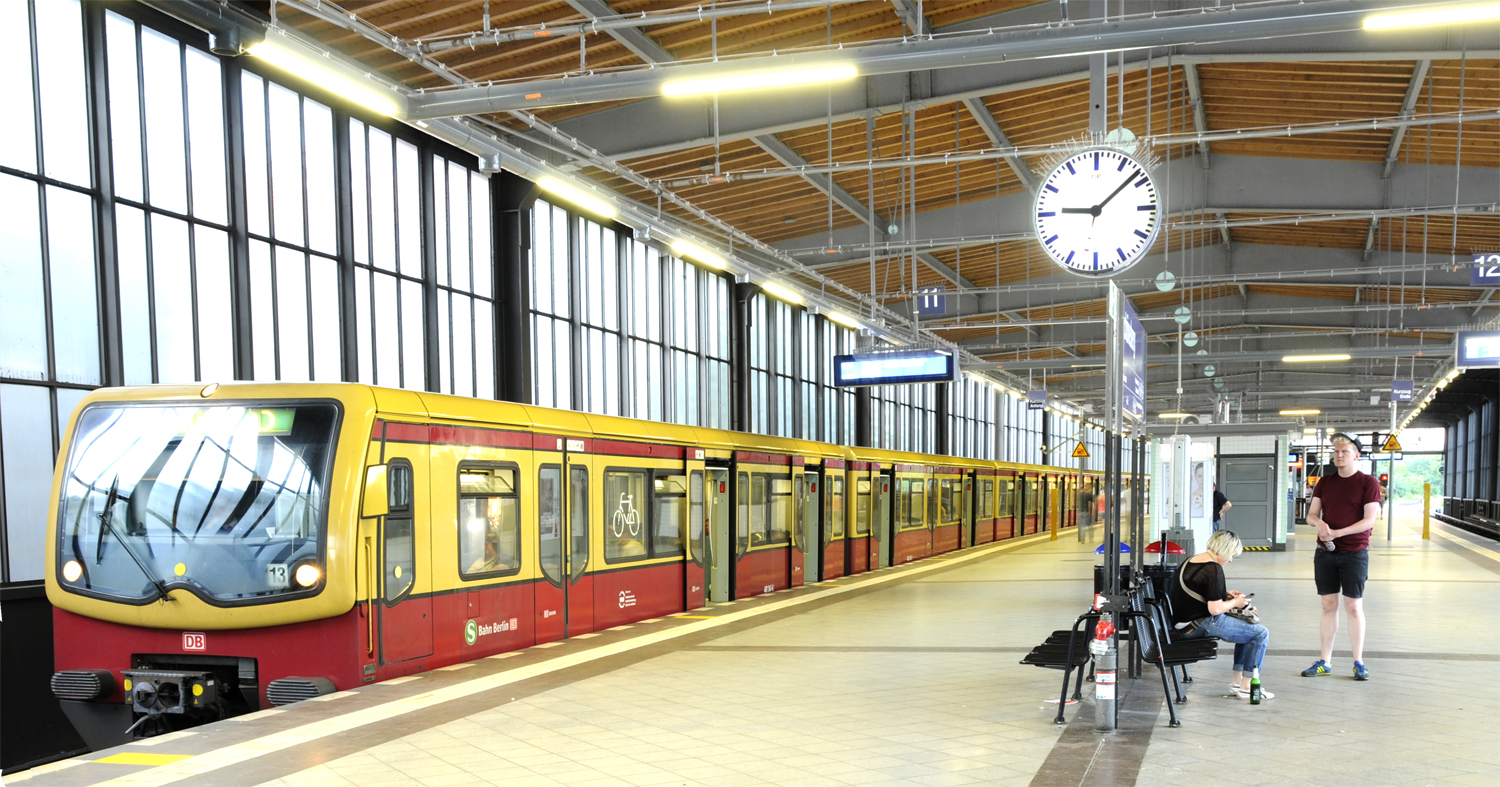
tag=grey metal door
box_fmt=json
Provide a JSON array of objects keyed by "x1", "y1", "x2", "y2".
[{"x1": 1219, "y1": 455, "x2": 1275, "y2": 547}]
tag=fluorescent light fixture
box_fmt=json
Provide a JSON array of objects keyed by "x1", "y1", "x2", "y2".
[
  {"x1": 662, "y1": 65, "x2": 857, "y2": 97},
  {"x1": 1158, "y1": 412, "x2": 1192, "y2": 419},
  {"x1": 825, "y1": 310, "x2": 863, "y2": 330},
  {"x1": 670, "y1": 240, "x2": 727, "y2": 270},
  {"x1": 536, "y1": 176, "x2": 617, "y2": 219},
  {"x1": 1280, "y1": 408, "x2": 1322, "y2": 416},
  {"x1": 248, "y1": 39, "x2": 401, "y2": 117},
  {"x1": 1364, "y1": 3, "x2": 1500, "y2": 30},
  {"x1": 760, "y1": 281, "x2": 803, "y2": 305},
  {"x1": 1282, "y1": 353, "x2": 1352, "y2": 363}
]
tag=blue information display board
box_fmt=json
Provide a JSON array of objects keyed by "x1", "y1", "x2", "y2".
[
  {"x1": 833, "y1": 349, "x2": 958, "y2": 387},
  {"x1": 1456, "y1": 330, "x2": 1500, "y2": 368},
  {"x1": 1121, "y1": 294, "x2": 1146, "y2": 422}
]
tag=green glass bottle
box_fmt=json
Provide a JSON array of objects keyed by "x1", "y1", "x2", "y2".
[{"x1": 1250, "y1": 667, "x2": 1262, "y2": 705}]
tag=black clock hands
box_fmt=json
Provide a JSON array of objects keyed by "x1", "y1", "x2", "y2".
[{"x1": 1060, "y1": 170, "x2": 1140, "y2": 217}]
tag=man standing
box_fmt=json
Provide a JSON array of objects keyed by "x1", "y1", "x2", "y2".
[
  {"x1": 1212, "y1": 484, "x2": 1231, "y2": 531},
  {"x1": 1302, "y1": 433, "x2": 1382, "y2": 681}
]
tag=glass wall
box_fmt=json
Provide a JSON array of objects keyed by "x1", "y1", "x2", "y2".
[{"x1": 0, "y1": 3, "x2": 492, "y2": 585}]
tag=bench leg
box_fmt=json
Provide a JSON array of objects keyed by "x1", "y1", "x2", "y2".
[
  {"x1": 1179, "y1": 664, "x2": 1193, "y2": 684},
  {"x1": 1154, "y1": 659, "x2": 1182, "y2": 727},
  {"x1": 1072, "y1": 656, "x2": 1088, "y2": 701},
  {"x1": 1168, "y1": 661, "x2": 1187, "y2": 704},
  {"x1": 1055, "y1": 665, "x2": 1074, "y2": 724}
]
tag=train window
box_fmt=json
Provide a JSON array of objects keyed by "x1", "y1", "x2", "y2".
[
  {"x1": 384, "y1": 459, "x2": 415, "y2": 603},
  {"x1": 766, "y1": 476, "x2": 791, "y2": 545},
  {"x1": 604, "y1": 470, "x2": 648, "y2": 562},
  {"x1": 939, "y1": 479, "x2": 958, "y2": 526},
  {"x1": 980, "y1": 479, "x2": 994, "y2": 518},
  {"x1": 653, "y1": 474, "x2": 686, "y2": 557},
  {"x1": 950, "y1": 479, "x2": 965, "y2": 526},
  {"x1": 459, "y1": 466, "x2": 520, "y2": 579},
  {"x1": 829, "y1": 474, "x2": 845, "y2": 539},
  {"x1": 737, "y1": 471, "x2": 750, "y2": 555},
  {"x1": 854, "y1": 478, "x2": 871, "y2": 536},
  {"x1": 896, "y1": 478, "x2": 925, "y2": 531},
  {"x1": 1026, "y1": 479, "x2": 1038, "y2": 515},
  {"x1": 745, "y1": 474, "x2": 767, "y2": 545},
  {"x1": 688, "y1": 471, "x2": 704, "y2": 567},
  {"x1": 570, "y1": 466, "x2": 589, "y2": 580},
  {"x1": 538, "y1": 466, "x2": 563, "y2": 584},
  {"x1": 927, "y1": 478, "x2": 939, "y2": 528}
]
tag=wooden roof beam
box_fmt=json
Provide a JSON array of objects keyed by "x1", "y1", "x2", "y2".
[
  {"x1": 751, "y1": 134, "x2": 890, "y2": 232},
  {"x1": 960, "y1": 97, "x2": 1037, "y2": 192},
  {"x1": 1182, "y1": 62, "x2": 1211, "y2": 170}
]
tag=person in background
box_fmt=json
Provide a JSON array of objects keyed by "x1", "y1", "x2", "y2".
[
  {"x1": 1301, "y1": 432, "x2": 1381, "y2": 682},
  {"x1": 1168, "y1": 530, "x2": 1272, "y2": 700},
  {"x1": 1213, "y1": 484, "x2": 1231, "y2": 532}
]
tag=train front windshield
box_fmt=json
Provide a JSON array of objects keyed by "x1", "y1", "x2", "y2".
[{"x1": 55, "y1": 402, "x2": 340, "y2": 605}]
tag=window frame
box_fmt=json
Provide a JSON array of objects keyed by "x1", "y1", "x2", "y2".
[{"x1": 456, "y1": 460, "x2": 522, "y2": 582}]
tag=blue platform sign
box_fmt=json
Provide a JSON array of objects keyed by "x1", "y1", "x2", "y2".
[
  {"x1": 1120, "y1": 294, "x2": 1147, "y2": 422},
  {"x1": 1392, "y1": 380, "x2": 1414, "y2": 401},
  {"x1": 1471, "y1": 253, "x2": 1500, "y2": 286},
  {"x1": 915, "y1": 286, "x2": 948, "y2": 316},
  {"x1": 1027, "y1": 389, "x2": 1047, "y2": 411}
]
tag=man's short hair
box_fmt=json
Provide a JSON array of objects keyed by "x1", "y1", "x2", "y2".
[
  {"x1": 1330, "y1": 432, "x2": 1362, "y2": 454},
  {"x1": 1205, "y1": 530, "x2": 1244, "y2": 560}
]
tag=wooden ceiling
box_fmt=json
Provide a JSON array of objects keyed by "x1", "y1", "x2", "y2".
[{"x1": 273, "y1": 0, "x2": 1500, "y2": 389}]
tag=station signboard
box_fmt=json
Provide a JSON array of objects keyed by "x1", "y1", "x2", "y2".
[
  {"x1": 1456, "y1": 330, "x2": 1500, "y2": 368},
  {"x1": 832, "y1": 349, "x2": 957, "y2": 387}
]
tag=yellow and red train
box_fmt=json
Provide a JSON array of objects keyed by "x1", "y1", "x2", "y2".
[{"x1": 45, "y1": 382, "x2": 1131, "y2": 746}]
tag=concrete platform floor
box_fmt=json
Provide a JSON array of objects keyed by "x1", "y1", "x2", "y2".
[{"x1": 14, "y1": 508, "x2": 1499, "y2": 787}]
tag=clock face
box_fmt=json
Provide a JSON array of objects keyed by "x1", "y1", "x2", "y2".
[{"x1": 1033, "y1": 148, "x2": 1161, "y2": 277}]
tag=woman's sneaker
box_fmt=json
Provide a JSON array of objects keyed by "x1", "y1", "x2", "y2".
[
  {"x1": 1301, "y1": 659, "x2": 1331, "y2": 677},
  {"x1": 1353, "y1": 661, "x2": 1369, "y2": 681}
]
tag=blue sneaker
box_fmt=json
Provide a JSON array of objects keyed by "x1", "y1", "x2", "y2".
[
  {"x1": 1302, "y1": 659, "x2": 1331, "y2": 677},
  {"x1": 1353, "y1": 661, "x2": 1369, "y2": 681}
]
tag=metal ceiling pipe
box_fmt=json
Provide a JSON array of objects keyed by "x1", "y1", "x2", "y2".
[
  {"x1": 405, "y1": 0, "x2": 1399, "y2": 118},
  {"x1": 964, "y1": 345, "x2": 1449, "y2": 371},
  {"x1": 1152, "y1": 109, "x2": 1500, "y2": 147},
  {"x1": 413, "y1": 0, "x2": 867, "y2": 54}
]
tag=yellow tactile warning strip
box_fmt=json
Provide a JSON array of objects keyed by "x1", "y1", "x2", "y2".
[
  {"x1": 88, "y1": 754, "x2": 192, "y2": 767},
  {"x1": 56, "y1": 533, "x2": 1053, "y2": 787},
  {"x1": 1432, "y1": 522, "x2": 1500, "y2": 564}
]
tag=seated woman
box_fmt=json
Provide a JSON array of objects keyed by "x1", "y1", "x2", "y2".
[{"x1": 1166, "y1": 530, "x2": 1273, "y2": 700}]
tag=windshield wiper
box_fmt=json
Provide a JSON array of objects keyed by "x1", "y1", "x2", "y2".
[{"x1": 96, "y1": 476, "x2": 174, "y2": 603}]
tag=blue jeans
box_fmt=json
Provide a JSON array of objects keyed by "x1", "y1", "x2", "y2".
[{"x1": 1183, "y1": 614, "x2": 1269, "y2": 673}]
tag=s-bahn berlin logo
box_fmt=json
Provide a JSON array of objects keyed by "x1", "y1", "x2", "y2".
[{"x1": 464, "y1": 617, "x2": 517, "y2": 645}]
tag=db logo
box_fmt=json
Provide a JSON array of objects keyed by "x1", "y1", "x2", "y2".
[{"x1": 182, "y1": 632, "x2": 206, "y2": 651}]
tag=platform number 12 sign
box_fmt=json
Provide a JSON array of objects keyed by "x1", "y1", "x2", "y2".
[{"x1": 1471, "y1": 253, "x2": 1500, "y2": 286}]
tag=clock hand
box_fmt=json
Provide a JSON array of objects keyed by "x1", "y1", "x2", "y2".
[
  {"x1": 1059, "y1": 208, "x2": 1095, "y2": 214},
  {"x1": 1096, "y1": 170, "x2": 1139, "y2": 211}
]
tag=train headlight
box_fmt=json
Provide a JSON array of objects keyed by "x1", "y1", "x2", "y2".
[
  {"x1": 294, "y1": 564, "x2": 321, "y2": 588},
  {"x1": 62, "y1": 560, "x2": 83, "y2": 583}
]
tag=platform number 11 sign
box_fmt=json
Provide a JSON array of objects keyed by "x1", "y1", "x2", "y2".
[{"x1": 1471, "y1": 253, "x2": 1500, "y2": 286}]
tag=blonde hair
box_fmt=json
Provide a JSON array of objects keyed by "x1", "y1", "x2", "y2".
[{"x1": 1205, "y1": 530, "x2": 1243, "y2": 560}]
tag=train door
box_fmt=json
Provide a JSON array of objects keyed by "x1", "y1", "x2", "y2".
[
  {"x1": 800, "y1": 468, "x2": 820, "y2": 583},
  {"x1": 565, "y1": 453, "x2": 593, "y2": 633},
  {"x1": 962, "y1": 473, "x2": 974, "y2": 548},
  {"x1": 685, "y1": 452, "x2": 707, "y2": 609},
  {"x1": 380, "y1": 453, "x2": 433, "y2": 664},
  {"x1": 876, "y1": 471, "x2": 893, "y2": 568},
  {"x1": 707, "y1": 466, "x2": 730, "y2": 602}
]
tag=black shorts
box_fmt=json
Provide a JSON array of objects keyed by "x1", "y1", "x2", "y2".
[{"x1": 1313, "y1": 548, "x2": 1369, "y2": 599}]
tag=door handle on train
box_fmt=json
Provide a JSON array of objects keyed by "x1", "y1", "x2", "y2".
[{"x1": 364, "y1": 537, "x2": 375, "y2": 656}]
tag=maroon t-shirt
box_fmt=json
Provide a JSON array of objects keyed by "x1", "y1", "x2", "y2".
[{"x1": 1312, "y1": 471, "x2": 1382, "y2": 551}]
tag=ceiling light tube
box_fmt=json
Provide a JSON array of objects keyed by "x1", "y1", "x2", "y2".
[
  {"x1": 760, "y1": 281, "x2": 804, "y2": 305},
  {"x1": 248, "y1": 38, "x2": 402, "y2": 117},
  {"x1": 825, "y1": 310, "x2": 863, "y2": 330},
  {"x1": 1280, "y1": 408, "x2": 1322, "y2": 416},
  {"x1": 662, "y1": 65, "x2": 857, "y2": 97},
  {"x1": 1282, "y1": 353, "x2": 1352, "y2": 363},
  {"x1": 1364, "y1": 3, "x2": 1500, "y2": 30},
  {"x1": 670, "y1": 240, "x2": 727, "y2": 270},
  {"x1": 537, "y1": 176, "x2": 617, "y2": 219},
  {"x1": 1158, "y1": 412, "x2": 1192, "y2": 419}
]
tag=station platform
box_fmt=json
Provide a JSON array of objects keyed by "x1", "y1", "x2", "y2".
[{"x1": 15, "y1": 509, "x2": 1500, "y2": 787}]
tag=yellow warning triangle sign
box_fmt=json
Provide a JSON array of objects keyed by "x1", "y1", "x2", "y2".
[
  {"x1": 1381, "y1": 434, "x2": 1402, "y2": 452},
  {"x1": 1072, "y1": 442, "x2": 1091, "y2": 458}
]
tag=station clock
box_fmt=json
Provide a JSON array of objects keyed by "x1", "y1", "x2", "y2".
[{"x1": 1032, "y1": 148, "x2": 1161, "y2": 277}]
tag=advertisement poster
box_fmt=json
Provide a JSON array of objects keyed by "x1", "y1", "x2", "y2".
[{"x1": 1190, "y1": 461, "x2": 1205, "y2": 518}]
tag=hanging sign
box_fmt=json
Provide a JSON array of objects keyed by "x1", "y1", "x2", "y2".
[
  {"x1": 832, "y1": 350, "x2": 957, "y2": 386},
  {"x1": 1391, "y1": 380, "x2": 1413, "y2": 401},
  {"x1": 1027, "y1": 390, "x2": 1048, "y2": 411},
  {"x1": 1381, "y1": 434, "x2": 1403, "y2": 452},
  {"x1": 915, "y1": 286, "x2": 948, "y2": 316},
  {"x1": 1072, "y1": 442, "x2": 1091, "y2": 458},
  {"x1": 1470, "y1": 253, "x2": 1500, "y2": 286},
  {"x1": 1457, "y1": 330, "x2": 1500, "y2": 368}
]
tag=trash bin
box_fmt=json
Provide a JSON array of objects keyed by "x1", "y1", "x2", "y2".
[
  {"x1": 1161, "y1": 527, "x2": 1194, "y2": 564},
  {"x1": 1093, "y1": 563, "x2": 1134, "y2": 595}
]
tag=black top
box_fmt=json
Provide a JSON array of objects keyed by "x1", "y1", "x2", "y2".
[
  {"x1": 1213, "y1": 490, "x2": 1228, "y2": 521},
  {"x1": 1168, "y1": 560, "x2": 1228, "y2": 624}
]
